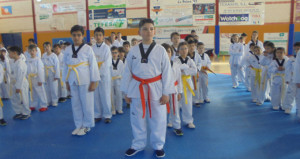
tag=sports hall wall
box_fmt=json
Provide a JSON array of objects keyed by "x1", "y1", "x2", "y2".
[{"x1": 0, "y1": 0, "x2": 299, "y2": 54}]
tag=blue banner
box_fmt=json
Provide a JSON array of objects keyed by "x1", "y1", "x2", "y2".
[{"x1": 219, "y1": 14, "x2": 249, "y2": 22}]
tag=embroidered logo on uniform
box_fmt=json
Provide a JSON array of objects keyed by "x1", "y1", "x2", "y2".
[{"x1": 132, "y1": 56, "x2": 136, "y2": 60}]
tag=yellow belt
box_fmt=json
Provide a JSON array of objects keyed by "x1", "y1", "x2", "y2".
[
  {"x1": 66, "y1": 62, "x2": 89, "y2": 85},
  {"x1": 45, "y1": 66, "x2": 54, "y2": 78},
  {"x1": 60, "y1": 71, "x2": 64, "y2": 88},
  {"x1": 0, "y1": 97, "x2": 3, "y2": 107},
  {"x1": 28, "y1": 73, "x2": 37, "y2": 101},
  {"x1": 252, "y1": 68, "x2": 262, "y2": 89},
  {"x1": 98, "y1": 62, "x2": 104, "y2": 69},
  {"x1": 182, "y1": 75, "x2": 195, "y2": 104},
  {"x1": 273, "y1": 73, "x2": 286, "y2": 100},
  {"x1": 112, "y1": 76, "x2": 121, "y2": 80}
]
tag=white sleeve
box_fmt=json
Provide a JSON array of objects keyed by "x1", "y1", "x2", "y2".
[
  {"x1": 183, "y1": 60, "x2": 197, "y2": 76},
  {"x1": 38, "y1": 59, "x2": 45, "y2": 83},
  {"x1": 88, "y1": 48, "x2": 100, "y2": 82},
  {"x1": 15, "y1": 64, "x2": 27, "y2": 89},
  {"x1": 161, "y1": 48, "x2": 176, "y2": 95},
  {"x1": 53, "y1": 55, "x2": 60, "y2": 79},
  {"x1": 120, "y1": 51, "x2": 133, "y2": 95},
  {"x1": 293, "y1": 55, "x2": 300, "y2": 83},
  {"x1": 62, "y1": 53, "x2": 68, "y2": 83}
]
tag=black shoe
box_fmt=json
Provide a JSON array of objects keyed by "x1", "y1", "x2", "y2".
[
  {"x1": 155, "y1": 149, "x2": 165, "y2": 158},
  {"x1": 0, "y1": 119, "x2": 7, "y2": 126},
  {"x1": 104, "y1": 118, "x2": 111, "y2": 124},
  {"x1": 20, "y1": 115, "x2": 30, "y2": 120},
  {"x1": 127, "y1": 103, "x2": 130, "y2": 108},
  {"x1": 194, "y1": 103, "x2": 201, "y2": 107},
  {"x1": 13, "y1": 114, "x2": 23, "y2": 119},
  {"x1": 173, "y1": 129, "x2": 183, "y2": 136},
  {"x1": 204, "y1": 99, "x2": 211, "y2": 103},
  {"x1": 125, "y1": 148, "x2": 141, "y2": 157},
  {"x1": 67, "y1": 95, "x2": 72, "y2": 99},
  {"x1": 94, "y1": 118, "x2": 102, "y2": 123},
  {"x1": 58, "y1": 98, "x2": 67, "y2": 103}
]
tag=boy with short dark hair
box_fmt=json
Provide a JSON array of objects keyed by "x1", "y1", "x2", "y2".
[
  {"x1": 8, "y1": 46, "x2": 31, "y2": 120},
  {"x1": 121, "y1": 18, "x2": 174, "y2": 158}
]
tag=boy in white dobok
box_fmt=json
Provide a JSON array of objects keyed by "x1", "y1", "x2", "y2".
[
  {"x1": 283, "y1": 42, "x2": 300, "y2": 114},
  {"x1": 197, "y1": 42, "x2": 212, "y2": 104},
  {"x1": 92, "y1": 27, "x2": 113, "y2": 123},
  {"x1": 42, "y1": 42, "x2": 60, "y2": 107},
  {"x1": 174, "y1": 42, "x2": 197, "y2": 129},
  {"x1": 62, "y1": 25, "x2": 100, "y2": 136},
  {"x1": 162, "y1": 43, "x2": 183, "y2": 136},
  {"x1": 121, "y1": 19, "x2": 174, "y2": 158},
  {"x1": 268, "y1": 47, "x2": 289, "y2": 110},
  {"x1": 111, "y1": 46, "x2": 124, "y2": 115},
  {"x1": 27, "y1": 45, "x2": 48, "y2": 112},
  {"x1": 8, "y1": 46, "x2": 31, "y2": 120},
  {"x1": 53, "y1": 44, "x2": 67, "y2": 103}
]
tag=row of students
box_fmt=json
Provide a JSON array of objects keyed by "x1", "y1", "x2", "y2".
[{"x1": 240, "y1": 39, "x2": 300, "y2": 116}]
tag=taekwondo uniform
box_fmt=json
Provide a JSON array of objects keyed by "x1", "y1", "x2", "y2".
[
  {"x1": 293, "y1": 51, "x2": 300, "y2": 118},
  {"x1": 0, "y1": 56, "x2": 10, "y2": 99},
  {"x1": 26, "y1": 57, "x2": 48, "y2": 109},
  {"x1": 283, "y1": 55, "x2": 297, "y2": 112},
  {"x1": 111, "y1": 59, "x2": 124, "y2": 114},
  {"x1": 258, "y1": 53, "x2": 274, "y2": 104},
  {"x1": 120, "y1": 42, "x2": 174, "y2": 151},
  {"x1": 188, "y1": 52, "x2": 202, "y2": 104},
  {"x1": 229, "y1": 43, "x2": 244, "y2": 87},
  {"x1": 171, "y1": 45, "x2": 179, "y2": 61},
  {"x1": 24, "y1": 47, "x2": 42, "y2": 59},
  {"x1": 168, "y1": 61, "x2": 183, "y2": 130},
  {"x1": 57, "y1": 52, "x2": 67, "y2": 99},
  {"x1": 10, "y1": 58, "x2": 30, "y2": 116},
  {"x1": 198, "y1": 53, "x2": 211, "y2": 102},
  {"x1": 112, "y1": 39, "x2": 124, "y2": 47},
  {"x1": 0, "y1": 64, "x2": 4, "y2": 119},
  {"x1": 246, "y1": 40, "x2": 265, "y2": 53},
  {"x1": 42, "y1": 52, "x2": 60, "y2": 106},
  {"x1": 62, "y1": 44, "x2": 100, "y2": 129},
  {"x1": 174, "y1": 56, "x2": 197, "y2": 125},
  {"x1": 248, "y1": 54, "x2": 263, "y2": 102},
  {"x1": 268, "y1": 57, "x2": 289, "y2": 109},
  {"x1": 92, "y1": 42, "x2": 113, "y2": 119},
  {"x1": 242, "y1": 50, "x2": 255, "y2": 91}
]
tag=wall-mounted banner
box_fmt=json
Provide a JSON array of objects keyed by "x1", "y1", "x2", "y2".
[
  {"x1": 1, "y1": 6, "x2": 12, "y2": 15},
  {"x1": 88, "y1": 0, "x2": 126, "y2": 10},
  {"x1": 193, "y1": 3, "x2": 215, "y2": 26},
  {"x1": 90, "y1": 18, "x2": 127, "y2": 30},
  {"x1": 127, "y1": 18, "x2": 145, "y2": 28},
  {"x1": 219, "y1": 0, "x2": 265, "y2": 25},
  {"x1": 92, "y1": 8, "x2": 126, "y2": 19},
  {"x1": 296, "y1": 0, "x2": 300, "y2": 22},
  {"x1": 52, "y1": 1, "x2": 85, "y2": 13},
  {"x1": 264, "y1": 33, "x2": 288, "y2": 51}
]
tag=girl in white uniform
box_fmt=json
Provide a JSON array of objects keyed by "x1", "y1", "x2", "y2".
[
  {"x1": 174, "y1": 42, "x2": 197, "y2": 129},
  {"x1": 268, "y1": 47, "x2": 289, "y2": 110},
  {"x1": 42, "y1": 42, "x2": 60, "y2": 107},
  {"x1": 27, "y1": 45, "x2": 48, "y2": 112},
  {"x1": 229, "y1": 34, "x2": 244, "y2": 88},
  {"x1": 248, "y1": 46, "x2": 264, "y2": 104}
]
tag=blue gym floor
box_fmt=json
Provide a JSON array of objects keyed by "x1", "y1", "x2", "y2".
[{"x1": 1, "y1": 74, "x2": 300, "y2": 159}]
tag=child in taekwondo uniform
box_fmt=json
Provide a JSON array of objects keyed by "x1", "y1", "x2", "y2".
[
  {"x1": 293, "y1": 45, "x2": 300, "y2": 119},
  {"x1": 8, "y1": 46, "x2": 31, "y2": 120},
  {"x1": 62, "y1": 25, "x2": 100, "y2": 136},
  {"x1": 0, "y1": 49, "x2": 10, "y2": 99},
  {"x1": 268, "y1": 47, "x2": 289, "y2": 110},
  {"x1": 27, "y1": 45, "x2": 48, "y2": 112},
  {"x1": 111, "y1": 46, "x2": 124, "y2": 115},
  {"x1": 53, "y1": 44, "x2": 67, "y2": 103},
  {"x1": 174, "y1": 42, "x2": 197, "y2": 129},
  {"x1": 0, "y1": 64, "x2": 6, "y2": 125},
  {"x1": 121, "y1": 19, "x2": 174, "y2": 158},
  {"x1": 162, "y1": 43, "x2": 184, "y2": 136},
  {"x1": 92, "y1": 27, "x2": 113, "y2": 124},
  {"x1": 229, "y1": 34, "x2": 244, "y2": 88},
  {"x1": 282, "y1": 42, "x2": 300, "y2": 114},
  {"x1": 197, "y1": 42, "x2": 212, "y2": 104},
  {"x1": 248, "y1": 46, "x2": 264, "y2": 104},
  {"x1": 186, "y1": 40, "x2": 202, "y2": 106},
  {"x1": 42, "y1": 42, "x2": 60, "y2": 107}
]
